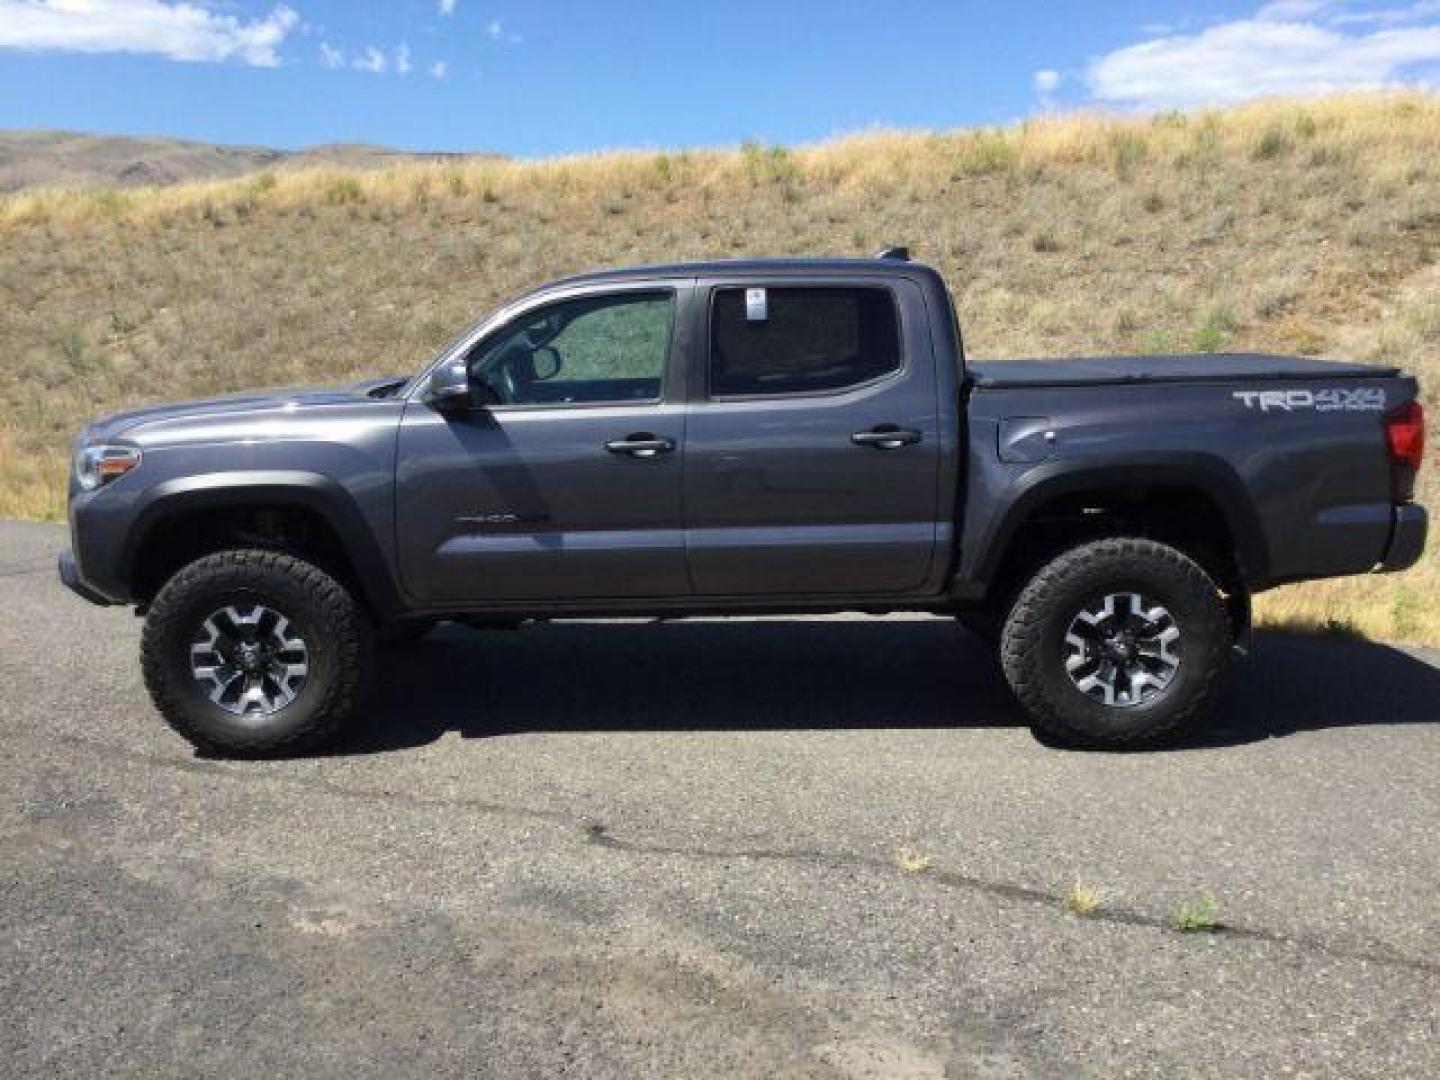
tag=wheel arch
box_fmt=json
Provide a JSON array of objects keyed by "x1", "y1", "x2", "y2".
[
  {"x1": 956, "y1": 454, "x2": 1270, "y2": 603},
  {"x1": 120, "y1": 471, "x2": 403, "y2": 619}
]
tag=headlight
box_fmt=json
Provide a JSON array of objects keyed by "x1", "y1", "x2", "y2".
[{"x1": 74, "y1": 444, "x2": 142, "y2": 491}]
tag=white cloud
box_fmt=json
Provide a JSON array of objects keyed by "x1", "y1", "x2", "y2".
[
  {"x1": 354, "y1": 45, "x2": 386, "y2": 73},
  {"x1": 1256, "y1": 1, "x2": 1332, "y2": 20},
  {"x1": 0, "y1": 0, "x2": 300, "y2": 66},
  {"x1": 1330, "y1": 0, "x2": 1440, "y2": 24},
  {"x1": 318, "y1": 40, "x2": 428, "y2": 77},
  {"x1": 1033, "y1": 68, "x2": 1061, "y2": 110},
  {"x1": 438, "y1": 0, "x2": 456, "y2": 15},
  {"x1": 1087, "y1": 2, "x2": 1440, "y2": 109},
  {"x1": 486, "y1": 17, "x2": 519, "y2": 44},
  {"x1": 1033, "y1": 68, "x2": 1061, "y2": 93},
  {"x1": 429, "y1": 58, "x2": 447, "y2": 79}
]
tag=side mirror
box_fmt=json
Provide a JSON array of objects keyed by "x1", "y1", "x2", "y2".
[{"x1": 424, "y1": 363, "x2": 475, "y2": 413}]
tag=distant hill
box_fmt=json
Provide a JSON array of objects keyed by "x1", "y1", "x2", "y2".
[{"x1": 0, "y1": 131, "x2": 500, "y2": 191}]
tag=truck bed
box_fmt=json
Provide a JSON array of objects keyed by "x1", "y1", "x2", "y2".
[{"x1": 969, "y1": 353, "x2": 1398, "y2": 389}]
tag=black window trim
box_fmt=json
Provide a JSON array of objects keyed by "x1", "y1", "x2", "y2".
[
  {"x1": 702, "y1": 281, "x2": 908, "y2": 403},
  {"x1": 462, "y1": 285, "x2": 679, "y2": 413}
]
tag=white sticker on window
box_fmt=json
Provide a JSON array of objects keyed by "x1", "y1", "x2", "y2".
[{"x1": 745, "y1": 288, "x2": 768, "y2": 322}]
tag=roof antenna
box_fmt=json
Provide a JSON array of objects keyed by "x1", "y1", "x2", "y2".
[{"x1": 873, "y1": 245, "x2": 910, "y2": 261}]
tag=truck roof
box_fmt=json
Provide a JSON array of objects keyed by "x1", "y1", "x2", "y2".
[{"x1": 549, "y1": 257, "x2": 947, "y2": 288}]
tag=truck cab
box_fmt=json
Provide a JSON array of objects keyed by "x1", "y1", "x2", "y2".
[{"x1": 396, "y1": 259, "x2": 959, "y2": 607}]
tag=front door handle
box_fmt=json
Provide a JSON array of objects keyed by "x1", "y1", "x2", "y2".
[
  {"x1": 605, "y1": 433, "x2": 676, "y2": 458},
  {"x1": 851, "y1": 426, "x2": 922, "y2": 450}
]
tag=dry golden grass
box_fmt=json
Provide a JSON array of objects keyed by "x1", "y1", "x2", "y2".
[
  {"x1": 894, "y1": 848, "x2": 935, "y2": 875},
  {"x1": 0, "y1": 93, "x2": 1435, "y2": 639},
  {"x1": 1062, "y1": 881, "x2": 1106, "y2": 916}
]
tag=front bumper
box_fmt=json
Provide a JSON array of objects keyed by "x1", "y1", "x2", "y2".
[
  {"x1": 58, "y1": 548, "x2": 118, "y2": 606},
  {"x1": 1377, "y1": 503, "x2": 1428, "y2": 573}
]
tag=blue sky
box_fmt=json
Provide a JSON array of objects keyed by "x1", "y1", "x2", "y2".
[{"x1": 2, "y1": 1, "x2": 1439, "y2": 155}]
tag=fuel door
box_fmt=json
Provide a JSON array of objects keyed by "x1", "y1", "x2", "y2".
[{"x1": 998, "y1": 417, "x2": 1057, "y2": 463}]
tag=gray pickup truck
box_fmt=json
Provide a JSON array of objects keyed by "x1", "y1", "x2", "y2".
[{"x1": 61, "y1": 253, "x2": 1427, "y2": 755}]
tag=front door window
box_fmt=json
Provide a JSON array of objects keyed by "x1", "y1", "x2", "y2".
[{"x1": 468, "y1": 292, "x2": 674, "y2": 407}]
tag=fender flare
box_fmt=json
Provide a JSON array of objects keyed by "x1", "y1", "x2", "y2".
[
  {"x1": 957, "y1": 453, "x2": 1270, "y2": 597},
  {"x1": 118, "y1": 471, "x2": 404, "y2": 618}
]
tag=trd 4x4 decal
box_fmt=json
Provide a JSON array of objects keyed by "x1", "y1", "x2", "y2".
[{"x1": 1232, "y1": 387, "x2": 1386, "y2": 413}]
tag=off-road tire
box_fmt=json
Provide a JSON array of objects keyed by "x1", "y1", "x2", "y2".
[
  {"x1": 141, "y1": 549, "x2": 371, "y2": 757},
  {"x1": 1000, "y1": 537, "x2": 1230, "y2": 749}
]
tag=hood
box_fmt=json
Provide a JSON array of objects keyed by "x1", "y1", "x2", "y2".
[{"x1": 82, "y1": 377, "x2": 407, "y2": 443}]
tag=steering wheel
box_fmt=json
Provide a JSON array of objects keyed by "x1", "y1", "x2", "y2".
[
  {"x1": 494, "y1": 361, "x2": 518, "y2": 403},
  {"x1": 479, "y1": 342, "x2": 526, "y2": 403}
]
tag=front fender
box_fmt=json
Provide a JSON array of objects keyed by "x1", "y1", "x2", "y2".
[{"x1": 116, "y1": 471, "x2": 404, "y2": 617}]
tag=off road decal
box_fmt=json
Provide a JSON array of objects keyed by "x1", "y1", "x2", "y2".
[{"x1": 1232, "y1": 387, "x2": 1386, "y2": 413}]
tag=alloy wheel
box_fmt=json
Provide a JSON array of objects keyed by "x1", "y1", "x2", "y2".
[
  {"x1": 189, "y1": 603, "x2": 309, "y2": 716},
  {"x1": 1063, "y1": 592, "x2": 1181, "y2": 708}
]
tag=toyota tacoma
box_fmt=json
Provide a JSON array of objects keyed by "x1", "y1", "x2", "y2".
[{"x1": 60, "y1": 253, "x2": 1428, "y2": 754}]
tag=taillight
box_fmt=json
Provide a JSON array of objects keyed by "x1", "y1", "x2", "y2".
[{"x1": 1384, "y1": 400, "x2": 1425, "y2": 502}]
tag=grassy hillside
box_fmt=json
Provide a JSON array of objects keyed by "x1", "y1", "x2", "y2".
[{"x1": 1, "y1": 94, "x2": 1435, "y2": 640}]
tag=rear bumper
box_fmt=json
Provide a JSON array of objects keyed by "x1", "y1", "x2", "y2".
[
  {"x1": 1378, "y1": 503, "x2": 1427, "y2": 573},
  {"x1": 58, "y1": 549, "x2": 119, "y2": 606}
]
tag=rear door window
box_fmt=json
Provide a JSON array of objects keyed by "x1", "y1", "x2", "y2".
[{"x1": 708, "y1": 286, "x2": 901, "y2": 397}]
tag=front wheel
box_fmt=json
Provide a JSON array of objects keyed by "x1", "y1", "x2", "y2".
[
  {"x1": 1000, "y1": 537, "x2": 1231, "y2": 749},
  {"x1": 141, "y1": 549, "x2": 372, "y2": 757}
]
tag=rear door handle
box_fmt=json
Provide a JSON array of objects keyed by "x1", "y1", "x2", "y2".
[
  {"x1": 851, "y1": 426, "x2": 922, "y2": 450},
  {"x1": 605, "y1": 433, "x2": 676, "y2": 458}
]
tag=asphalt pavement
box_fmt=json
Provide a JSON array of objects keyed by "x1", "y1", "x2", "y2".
[{"x1": 2, "y1": 519, "x2": 1438, "y2": 1078}]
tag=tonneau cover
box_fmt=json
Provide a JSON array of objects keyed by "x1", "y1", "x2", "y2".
[{"x1": 969, "y1": 353, "x2": 1399, "y2": 389}]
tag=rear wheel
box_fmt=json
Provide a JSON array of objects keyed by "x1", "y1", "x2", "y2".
[
  {"x1": 1000, "y1": 537, "x2": 1230, "y2": 749},
  {"x1": 141, "y1": 549, "x2": 371, "y2": 757}
]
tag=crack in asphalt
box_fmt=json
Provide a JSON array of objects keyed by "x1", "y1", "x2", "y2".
[
  {"x1": 584, "y1": 832, "x2": 1440, "y2": 977},
  {"x1": 47, "y1": 731, "x2": 578, "y2": 826},
  {"x1": 40, "y1": 730, "x2": 1440, "y2": 980}
]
